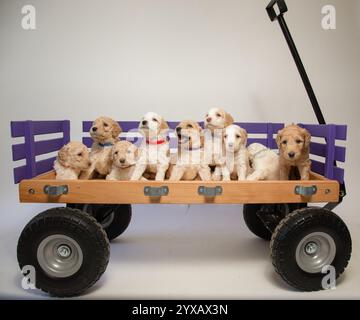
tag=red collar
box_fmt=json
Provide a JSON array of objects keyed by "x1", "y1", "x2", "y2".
[{"x1": 146, "y1": 139, "x2": 167, "y2": 145}]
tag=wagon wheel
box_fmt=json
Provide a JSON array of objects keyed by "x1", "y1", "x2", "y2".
[
  {"x1": 68, "y1": 204, "x2": 132, "y2": 241},
  {"x1": 271, "y1": 207, "x2": 352, "y2": 291},
  {"x1": 17, "y1": 207, "x2": 109, "y2": 297}
]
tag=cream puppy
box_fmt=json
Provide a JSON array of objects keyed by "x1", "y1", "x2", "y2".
[
  {"x1": 246, "y1": 143, "x2": 280, "y2": 181},
  {"x1": 54, "y1": 142, "x2": 91, "y2": 180},
  {"x1": 81, "y1": 116, "x2": 122, "y2": 179},
  {"x1": 169, "y1": 120, "x2": 211, "y2": 181},
  {"x1": 106, "y1": 141, "x2": 138, "y2": 181},
  {"x1": 131, "y1": 112, "x2": 170, "y2": 181},
  {"x1": 203, "y1": 107, "x2": 234, "y2": 180},
  {"x1": 221, "y1": 125, "x2": 249, "y2": 181}
]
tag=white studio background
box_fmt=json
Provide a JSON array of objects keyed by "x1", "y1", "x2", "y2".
[{"x1": 0, "y1": 0, "x2": 359, "y2": 299}]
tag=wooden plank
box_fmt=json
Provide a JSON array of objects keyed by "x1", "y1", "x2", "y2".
[{"x1": 19, "y1": 178, "x2": 339, "y2": 204}]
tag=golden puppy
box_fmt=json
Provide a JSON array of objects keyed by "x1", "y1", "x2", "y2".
[
  {"x1": 169, "y1": 120, "x2": 211, "y2": 181},
  {"x1": 81, "y1": 116, "x2": 122, "y2": 179},
  {"x1": 131, "y1": 112, "x2": 170, "y2": 181},
  {"x1": 276, "y1": 124, "x2": 311, "y2": 180},
  {"x1": 204, "y1": 107, "x2": 234, "y2": 180},
  {"x1": 54, "y1": 142, "x2": 91, "y2": 180},
  {"x1": 106, "y1": 141, "x2": 140, "y2": 180}
]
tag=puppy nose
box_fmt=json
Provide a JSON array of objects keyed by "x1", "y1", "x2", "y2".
[
  {"x1": 288, "y1": 152, "x2": 295, "y2": 158},
  {"x1": 92, "y1": 127, "x2": 97, "y2": 132},
  {"x1": 206, "y1": 117, "x2": 212, "y2": 123},
  {"x1": 119, "y1": 158, "x2": 125, "y2": 164},
  {"x1": 228, "y1": 143, "x2": 234, "y2": 148},
  {"x1": 88, "y1": 161, "x2": 91, "y2": 166},
  {"x1": 142, "y1": 120, "x2": 148, "y2": 126}
]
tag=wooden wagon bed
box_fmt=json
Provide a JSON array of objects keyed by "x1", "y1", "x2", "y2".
[{"x1": 19, "y1": 170, "x2": 339, "y2": 205}]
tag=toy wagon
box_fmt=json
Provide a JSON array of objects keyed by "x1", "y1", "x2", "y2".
[{"x1": 11, "y1": 0, "x2": 351, "y2": 297}]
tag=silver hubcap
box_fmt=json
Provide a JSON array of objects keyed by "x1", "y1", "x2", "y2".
[
  {"x1": 37, "y1": 235, "x2": 83, "y2": 278},
  {"x1": 295, "y1": 232, "x2": 336, "y2": 273}
]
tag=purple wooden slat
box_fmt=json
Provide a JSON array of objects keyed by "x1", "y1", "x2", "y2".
[
  {"x1": 13, "y1": 165, "x2": 27, "y2": 184},
  {"x1": 335, "y1": 146, "x2": 346, "y2": 162},
  {"x1": 11, "y1": 121, "x2": 68, "y2": 137},
  {"x1": 35, "y1": 157, "x2": 57, "y2": 175},
  {"x1": 82, "y1": 137, "x2": 93, "y2": 148},
  {"x1": 335, "y1": 125, "x2": 347, "y2": 140},
  {"x1": 35, "y1": 138, "x2": 65, "y2": 156},
  {"x1": 12, "y1": 143, "x2": 26, "y2": 161},
  {"x1": 83, "y1": 121, "x2": 280, "y2": 134},
  {"x1": 62, "y1": 120, "x2": 70, "y2": 145},
  {"x1": 333, "y1": 167, "x2": 344, "y2": 184},
  {"x1": 325, "y1": 125, "x2": 336, "y2": 179},
  {"x1": 300, "y1": 123, "x2": 347, "y2": 140},
  {"x1": 24, "y1": 122, "x2": 36, "y2": 179},
  {"x1": 311, "y1": 159, "x2": 325, "y2": 175},
  {"x1": 11, "y1": 121, "x2": 25, "y2": 138},
  {"x1": 12, "y1": 137, "x2": 69, "y2": 161},
  {"x1": 310, "y1": 142, "x2": 346, "y2": 162}
]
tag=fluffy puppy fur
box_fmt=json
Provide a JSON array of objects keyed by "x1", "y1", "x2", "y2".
[
  {"x1": 54, "y1": 142, "x2": 91, "y2": 180},
  {"x1": 203, "y1": 107, "x2": 234, "y2": 180},
  {"x1": 221, "y1": 125, "x2": 249, "y2": 180},
  {"x1": 169, "y1": 120, "x2": 211, "y2": 181},
  {"x1": 276, "y1": 124, "x2": 311, "y2": 180},
  {"x1": 80, "y1": 116, "x2": 122, "y2": 179},
  {"x1": 246, "y1": 143, "x2": 280, "y2": 181},
  {"x1": 131, "y1": 112, "x2": 170, "y2": 181},
  {"x1": 106, "y1": 141, "x2": 139, "y2": 181}
]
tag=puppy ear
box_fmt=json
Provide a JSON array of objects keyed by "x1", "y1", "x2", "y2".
[
  {"x1": 302, "y1": 128, "x2": 311, "y2": 148},
  {"x1": 241, "y1": 128, "x2": 248, "y2": 146},
  {"x1": 224, "y1": 112, "x2": 234, "y2": 127},
  {"x1": 58, "y1": 145, "x2": 70, "y2": 168},
  {"x1": 276, "y1": 129, "x2": 283, "y2": 148},
  {"x1": 160, "y1": 117, "x2": 169, "y2": 131},
  {"x1": 111, "y1": 120, "x2": 122, "y2": 138}
]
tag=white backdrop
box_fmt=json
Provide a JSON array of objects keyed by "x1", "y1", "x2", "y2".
[{"x1": 0, "y1": 0, "x2": 359, "y2": 299}]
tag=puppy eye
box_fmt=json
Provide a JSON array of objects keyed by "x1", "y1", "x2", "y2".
[
  {"x1": 282, "y1": 140, "x2": 287, "y2": 145},
  {"x1": 187, "y1": 124, "x2": 193, "y2": 129},
  {"x1": 114, "y1": 151, "x2": 118, "y2": 155},
  {"x1": 236, "y1": 134, "x2": 241, "y2": 139},
  {"x1": 216, "y1": 113, "x2": 221, "y2": 117},
  {"x1": 152, "y1": 118, "x2": 158, "y2": 123},
  {"x1": 127, "y1": 149, "x2": 131, "y2": 154},
  {"x1": 224, "y1": 135, "x2": 228, "y2": 139},
  {"x1": 103, "y1": 123, "x2": 108, "y2": 127},
  {"x1": 77, "y1": 152, "x2": 83, "y2": 156},
  {"x1": 296, "y1": 139, "x2": 302, "y2": 144}
]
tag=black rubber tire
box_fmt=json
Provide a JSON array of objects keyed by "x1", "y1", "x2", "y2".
[
  {"x1": 17, "y1": 207, "x2": 110, "y2": 297},
  {"x1": 68, "y1": 204, "x2": 132, "y2": 241},
  {"x1": 270, "y1": 207, "x2": 352, "y2": 291}
]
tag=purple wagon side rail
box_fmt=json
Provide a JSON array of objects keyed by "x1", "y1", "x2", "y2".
[{"x1": 11, "y1": 120, "x2": 347, "y2": 185}]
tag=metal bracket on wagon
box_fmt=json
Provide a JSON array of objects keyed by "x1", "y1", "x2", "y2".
[
  {"x1": 295, "y1": 185, "x2": 317, "y2": 197},
  {"x1": 143, "y1": 186, "x2": 169, "y2": 197},
  {"x1": 198, "y1": 186, "x2": 223, "y2": 197},
  {"x1": 43, "y1": 185, "x2": 69, "y2": 197}
]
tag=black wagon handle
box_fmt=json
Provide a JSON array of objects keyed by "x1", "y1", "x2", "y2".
[
  {"x1": 266, "y1": 0, "x2": 288, "y2": 21},
  {"x1": 266, "y1": 0, "x2": 346, "y2": 203}
]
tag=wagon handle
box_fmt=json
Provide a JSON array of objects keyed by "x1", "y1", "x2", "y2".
[{"x1": 266, "y1": 0, "x2": 346, "y2": 203}]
